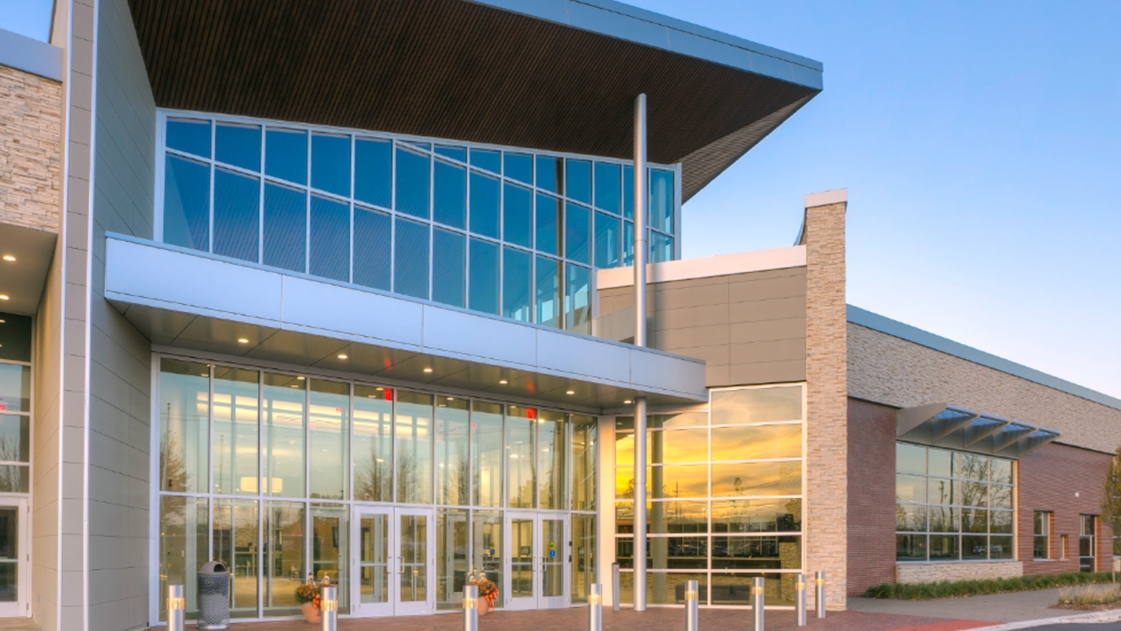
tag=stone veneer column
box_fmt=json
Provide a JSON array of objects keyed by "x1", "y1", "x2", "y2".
[{"x1": 802, "y1": 189, "x2": 848, "y2": 610}]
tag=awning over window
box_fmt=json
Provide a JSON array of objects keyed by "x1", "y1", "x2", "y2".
[{"x1": 896, "y1": 403, "x2": 1060, "y2": 459}]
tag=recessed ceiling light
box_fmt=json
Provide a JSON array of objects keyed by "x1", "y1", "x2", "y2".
[
  {"x1": 423, "y1": 367, "x2": 433, "y2": 373},
  {"x1": 337, "y1": 353, "x2": 348, "y2": 359},
  {"x1": 237, "y1": 338, "x2": 249, "y2": 344},
  {"x1": 447, "y1": 397, "x2": 454, "y2": 401},
  {"x1": 624, "y1": 400, "x2": 633, "y2": 405},
  {"x1": 2, "y1": 255, "x2": 14, "y2": 262},
  {"x1": 499, "y1": 379, "x2": 508, "y2": 385},
  {"x1": 0, "y1": 295, "x2": 8, "y2": 301},
  {"x1": 297, "y1": 376, "x2": 305, "y2": 380},
  {"x1": 566, "y1": 390, "x2": 575, "y2": 395},
  {"x1": 0, "y1": 319, "x2": 5, "y2": 323}
]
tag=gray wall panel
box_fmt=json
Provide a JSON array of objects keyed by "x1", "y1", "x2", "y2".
[
  {"x1": 282, "y1": 276, "x2": 423, "y2": 347},
  {"x1": 537, "y1": 329, "x2": 631, "y2": 385},
  {"x1": 424, "y1": 308, "x2": 536, "y2": 368}
]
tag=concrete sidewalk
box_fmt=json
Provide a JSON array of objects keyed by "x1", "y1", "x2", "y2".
[{"x1": 849, "y1": 588, "x2": 1072, "y2": 624}]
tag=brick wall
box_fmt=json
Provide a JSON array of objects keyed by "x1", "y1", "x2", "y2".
[
  {"x1": 0, "y1": 63, "x2": 61, "y2": 232},
  {"x1": 804, "y1": 192, "x2": 848, "y2": 609},
  {"x1": 1019, "y1": 442, "x2": 1114, "y2": 575},
  {"x1": 847, "y1": 398, "x2": 896, "y2": 595}
]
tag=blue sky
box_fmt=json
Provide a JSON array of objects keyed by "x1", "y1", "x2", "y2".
[
  {"x1": 627, "y1": 0, "x2": 1121, "y2": 399},
  {"x1": 4, "y1": 1, "x2": 1118, "y2": 398}
]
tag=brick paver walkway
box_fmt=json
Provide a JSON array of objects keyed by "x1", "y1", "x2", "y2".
[{"x1": 147, "y1": 608, "x2": 994, "y2": 631}]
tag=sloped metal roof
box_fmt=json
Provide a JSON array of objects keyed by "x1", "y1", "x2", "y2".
[{"x1": 897, "y1": 403, "x2": 1061, "y2": 459}]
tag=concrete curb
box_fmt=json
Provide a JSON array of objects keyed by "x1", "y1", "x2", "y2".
[{"x1": 972, "y1": 608, "x2": 1121, "y2": 630}]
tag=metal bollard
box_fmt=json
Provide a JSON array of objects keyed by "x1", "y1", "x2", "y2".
[
  {"x1": 751, "y1": 577, "x2": 764, "y2": 630},
  {"x1": 320, "y1": 586, "x2": 338, "y2": 631},
  {"x1": 684, "y1": 579, "x2": 699, "y2": 631},
  {"x1": 795, "y1": 574, "x2": 807, "y2": 627},
  {"x1": 167, "y1": 584, "x2": 185, "y2": 631},
  {"x1": 815, "y1": 571, "x2": 826, "y2": 619},
  {"x1": 612, "y1": 562, "x2": 621, "y2": 611},
  {"x1": 463, "y1": 585, "x2": 479, "y2": 631},
  {"x1": 588, "y1": 583, "x2": 603, "y2": 631}
]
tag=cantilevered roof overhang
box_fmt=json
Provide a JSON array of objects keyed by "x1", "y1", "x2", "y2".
[
  {"x1": 897, "y1": 403, "x2": 1061, "y2": 459},
  {"x1": 104, "y1": 236, "x2": 707, "y2": 410},
  {"x1": 127, "y1": 0, "x2": 822, "y2": 201}
]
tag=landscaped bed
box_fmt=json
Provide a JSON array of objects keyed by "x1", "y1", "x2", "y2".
[{"x1": 864, "y1": 572, "x2": 1116, "y2": 600}]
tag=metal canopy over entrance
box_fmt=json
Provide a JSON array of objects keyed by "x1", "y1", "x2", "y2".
[{"x1": 896, "y1": 403, "x2": 1060, "y2": 459}]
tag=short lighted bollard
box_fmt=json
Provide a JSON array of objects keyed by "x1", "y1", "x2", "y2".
[
  {"x1": 751, "y1": 577, "x2": 765, "y2": 630},
  {"x1": 463, "y1": 585, "x2": 479, "y2": 631},
  {"x1": 815, "y1": 571, "x2": 826, "y2": 619},
  {"x1": 167, "y1": 584, "x2": 185, "y2": 631},
  {"x1": 588, "y1": 583, "x2": 602, "y2": 631},
  {"x1": 684, "y1": 579, "x2": 699, "y2": 631},
  {"x1": 320, "y1": 586, "x2": 338, "y2": 631},
  {"x1": 795, "y1": 574, "x2": 807, "y2": 627}
]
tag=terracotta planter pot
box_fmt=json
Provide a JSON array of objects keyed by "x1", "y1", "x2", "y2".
[
  {"x1": 302, "y1": 602, "x2": 321, "y2": 624},
  {"x1": 478, "y1": 598, "x2": 490, "y2": 617}
]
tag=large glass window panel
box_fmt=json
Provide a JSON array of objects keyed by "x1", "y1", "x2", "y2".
[
  {"x1": 215, "y1": 123, "x2": 260, "y2": 172},
  {"x1": 536, "y1": 156, "x2": 563, "y2": 195},
  {"x1": 572, "y1": 515, "x2": 596, "y2": 604},
  {"x1": 399, "y1": 513, "x2": 429, "y2": 602},
  {"x1": 538, "y1": 410, "x2": 566, "y2": 510},
  {"x1": 622, "y1": 165, "x2": 634, "y2": 219},
  {"x1": 623, "y1": 220, "x2": 634, "y2": 267},
  {"x1": 961, "y1": 480, "x2": 988, "y2": 507},
  {"x1": 896, "y1": 534, "x2": 927, "y2": 562},
  {"x1": 394, "y1": 218, "x2": 430, "y2": 300},
  {"x1": 927, "y1": 477, "x2": 959, "y2": 505},
  {"x1": 991, "y1": 483, "x2": 1013, "y2": 509},
  {"x1": 395, "y1": 148, "x2": 430, "y2": 219},
  {"x1": 472, "y1": 402, "x2": 503, "y2": 507},
  {"x1": 353, "y1": 206, "x2": 391, "y2": 291},
  {"x1": 472, "y1": 511, "x2": 503, "y2": 608},
  {"x1": 710, "y1": 386, "x2": 803, "y2": 425},
  {"x1": 896, "y1": 475, "x2": 927, "y2": 504},
  {"x1": 311, "y1": 133, "x2": 350, "y2": 197},
  {"x1": 650, "y1": 412, "x2": 708, "y2": 429},
  {"x1": 929, "y1": 448, "x2": 955, "y2": 478},
  {"x1": 711, "y1": 424, "x2": 801, "y2": 462},
  {"x1": 647, "y1": 501, "x2": 708, "y2": 536},
  {"x1": 566, "y1": 159, "x2": 591, "y2": 204},
  {"x1": 896, "y1": 504, "x2": 927, "y2": 532},
  {"x1": 929, "y1": 534, "x2": 960, "y2": 561},
  {"x1": 163, "y1": 155, "x2": 210, "y2": 252},
  {"x1": 309, "y1": 196, "x2": 350, "y2": 282},
  {"x1": 0, "y1": 466, "x2": 27, "y2": 493},
  {"x1": 433, "y1": 146, "x2": 465, "y2": 162},
  {"x1": 651, "y1": 231, "x2": 674, "y2": 263},
  {"x1": 468, "y1": 238, "x2": 500, "y2": 315},
  {"x1": 435, "y1": 398, "x2": 469, "y2": 506},
  {"x1": 469, "y1": 172, "x2": 499, "y2": 239},
  {"x1": 712, "y1": 499, "x2": 801, "y2": 533},
  {"x1": 594, "y1": 162, "x2": 621, "y2": 214},
  {"x1": 312, "y1": 504, "x2": 349, "y2": 612},
  {"x1": 535, "y1": 256, "x2": 562, "y2": 329},
  {"x1": 991, "y1": 509, "x2": 1013, "y2": 534},
  {"x1": 571, "y1": 415, "x2": 597, "y2": 511},
  {"x1": 506, "y1": 406, "x2": 536, "y2": 508},
  {"x1": 166, "y1": 119, "x2": 211, "y2": 158},
  {"x1": 213, "y1": 168, "x2": 260, "y2": 262},
  {"x1": 959, "y1": 453, "x2": 988, "y2": 481},
  {"x1": 650, "y1": 464, "x2": 708, "y2": 499},
  {"x1": 0, "y1": 416, "x2": 29, "y2": 464},
  {"x1": 502, "y1": 248, "x2": 532, "y2": 323},
  {"x1": 158, "y1": 496, "x2": 208, "y2": 621},
  {"x1": 991, "y1": 458, "x2": 1013, "y2": 485},
  {"x1": 212, "y1": 498, "x2": 258, "y2": 618},
  {"x1": 353, "y1": 385, "x2": 393, "y2": 502},
  {"x1": 212, "y1": 366, "x2": 259, "y2": 496},
  {"x1": 896, "y1": 443, "x2": 926, "y2": 475},
  {"x1": 436, "y1": 509, "x2": 469, "y2": 610},
  {"x1": 432, "y1": 229, "x2": 466, "y2": 308},
  {"x1": 963, "y1": 534, "x2": 988, "y2": 560},
  {"x1": 0, "y1": 365, "x2": 30, "y2": 413},
  {"x1": 962, "y1": 508, "x2": 988, "y2": 534},
  {"x1": 0, "y1": 315, "x2": 30, "y2": 363},
  {"x1": 594, "y1": 212, "x2": 621, "y2": 269},
  {"x1": 434, "y1": 161, "x2": 466, "y2": 229},
  {"x1": 565, "y1": 264, "x2": 591, "y2": 334},
  {"x1": 711, "y1": 536, "x2": 800, "y2": 571},
  {"x1": 650, "y1": 429, "x2": 707, "y2": 465},
  {"x1": 504, "y1": 153, "x2": 532, "y2": 185},
  {"x1": 265, "y1": 128, "x2": 307, "y2": 185},
  {"x1": 503, "y1": 183, "x2": 532, "y2": 248},
  {"x1": 354, "y1": 138, "x2": 392, "y2": 208},
  {"x1": 650, "y1": 168, "x2": 675, "y2": 232},
  {"x1": 264, "y1": 501, "x2": 305, "y2": 614},
  {"x1": 712, "y1": 462, "x2": 800, "y2": 498},
  {"x1": 991, "y1": 535, "x2": 1014, "y2": 560},
  {"x1": 263, "y1": 183, "x2": 307, "y2": 273},
  {"x1": 357, "y1": 512, "x2": 390, "y2": 605},
  {"x1": 565, "y1": 203, "x2": 591, "y2": 264},
  {"x1": 262, "y1": 373, "x2": 305, "y2": 498},
  {"x1": 158, "y1": 359, "x2": 209, "y2": 493},
  {"x1": 469, "y1": 149, "x2": 500, "y2": 174},
  {"x1": 535, "y1": 193, "x2": 562, "y2": 256},
  {"x1": 929, "y1": 506, "x2": 959, "y2": 533},
  {"x1": 395, "y1": 391, "x2": 434, "y2": 504},
  {"x1": 309, "y1": 380, "x2": 349, "y2": 500}
]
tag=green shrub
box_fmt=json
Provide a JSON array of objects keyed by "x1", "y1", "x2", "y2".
[{"x1": 862, "y1": 571, "x2": 1115, "y2": 600}]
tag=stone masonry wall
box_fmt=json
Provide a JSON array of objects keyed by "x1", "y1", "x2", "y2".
[
  {"x1": 804, "y1": 193, "x2": 848, "y2": 610},
  {"x1": 897, "y1": 561, "x2": 1022, "y2": 584},
  {"x1": 0, "y1": 63, "x2": 61, "y2": 232}
]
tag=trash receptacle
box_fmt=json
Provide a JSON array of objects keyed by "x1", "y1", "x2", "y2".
[{"x1": 197, "y1": 561, "x2": 230, "y2": 630}]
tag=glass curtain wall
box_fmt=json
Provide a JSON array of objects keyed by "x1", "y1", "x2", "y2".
[
  {"x1": 895, "y1": 443, "x2": 1015, "y2": 562},
  {"x1": 159, "y1": 113, "x2": 679, "y2": 334},
  {"x1": 156, "y1": 356, "x2": 597, "y2": 619},
  {"x1": 614, "y1": 384, "x2": 805, "y2": 607}
]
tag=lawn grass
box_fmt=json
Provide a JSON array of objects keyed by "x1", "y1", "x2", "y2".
[{"x1": 863, "y1": 571, "x2": 1116, "y2": 600}]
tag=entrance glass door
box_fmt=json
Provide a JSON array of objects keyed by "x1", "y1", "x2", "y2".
[
  {"x1": 0, "y1": 499, "x2": 26, "y2": 618},
  {"x1": 504, "y1": 512, "x2": 568, "y2": 610},
  {"x1": 352, "y1": 507, "x2": 434, "y2": 616}
]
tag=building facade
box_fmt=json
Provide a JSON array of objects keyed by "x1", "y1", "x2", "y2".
[{"x1": 0, "y1": 1, "x2": 1118, "y2": 630}]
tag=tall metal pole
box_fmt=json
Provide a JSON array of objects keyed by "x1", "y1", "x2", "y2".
[{"x1": 632, "y1": 92, "x2": 649, "y2": 613}]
